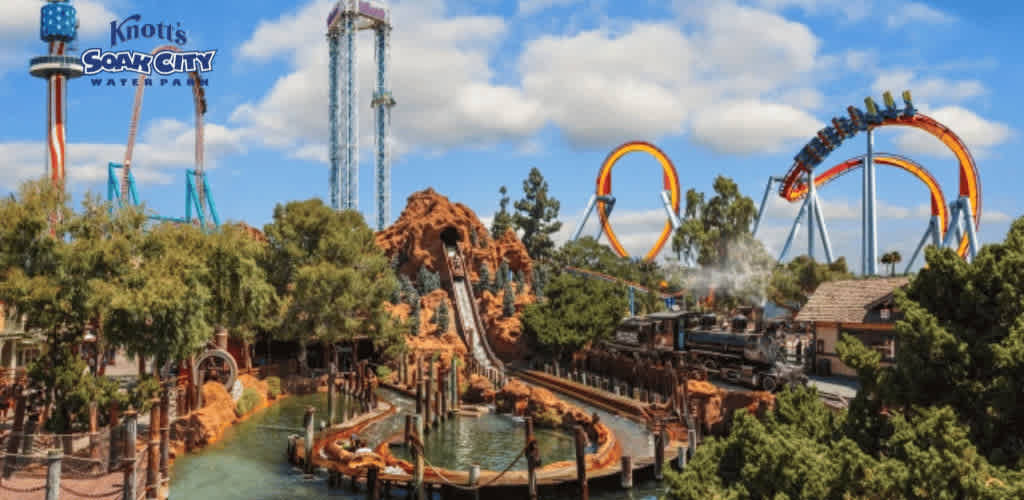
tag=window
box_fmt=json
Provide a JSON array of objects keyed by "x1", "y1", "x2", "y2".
[
  {"x1": 816, "y1": 339, "x2": 825, "y2": 354},
  {"x1": 880, "y1": 308, "x2": 891, "y2": 320}
]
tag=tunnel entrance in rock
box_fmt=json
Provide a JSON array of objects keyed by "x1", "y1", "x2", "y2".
[{"x1": 440, "y1": 226, "x2": 461, "y2": 247}]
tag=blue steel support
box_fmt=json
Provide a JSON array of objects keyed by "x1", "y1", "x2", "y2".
[
  {"x1": 905, "y1": 215, "x2": 939, "y2": 274},
  {"x1": 778, "y1": 193, "x2": 810, "y2": 263},
  {"x1": 960, "y1": 197, "x2": 980, "y2": 261},
  {"x1": 327, "y1": 31, "x2": 341, "y2": 210},
  {"x1": 595, "y1": 198, "x2": 615, "y2": 241},
  {"x1": 941, "y1": 201, "x2": 961, "y2": 249},
  {"x1": 812, "y1": 191, "x2": 834, "y2": 264},
  {"x1": 342, "y1": 12, "x2": 358, "y2": 210},
  {"x1": 864, "y1": 129, "x2": 879, "y2": 275},
  {"x1": 628, "y1": 287, "x2": 635, "y2": 317},
  {"x1": 571, "y1": 194, "x2": 598, "y2": 241},
  {"x1": 660, "y1": 190, "x2": 681, "y2": 230},
  {"x1": 201, "y1": 172, "x2": 221, "y2": 226},
  {"x1": 807, "y1": 169, "x2": 816, "y2": 261},
  {"x1": 372, "y1": 26, "x2": 395, "y2": 230},
  {"x1": 753, "y1": 177, "x2": 780, "y2": 237}
]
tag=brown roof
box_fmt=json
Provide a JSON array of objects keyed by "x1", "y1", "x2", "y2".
[{"x1": 795, "y1": 277, "x2": 910, "y2": 323}]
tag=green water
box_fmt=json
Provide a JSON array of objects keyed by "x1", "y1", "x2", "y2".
[{"x1": 169, "y1": 390, "x2": 666, "y2": 499}]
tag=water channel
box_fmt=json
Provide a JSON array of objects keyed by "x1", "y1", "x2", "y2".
[{"x1": 170, "y1": 388, "x2": 666, "y2": 499}]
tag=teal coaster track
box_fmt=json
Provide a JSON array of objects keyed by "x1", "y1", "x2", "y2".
[{"x1": 106, "y1": 162, "x2": 220, "y2": 227}]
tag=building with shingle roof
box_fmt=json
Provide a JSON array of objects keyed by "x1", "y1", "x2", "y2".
[{"x1": 797, "y1": 277, "x2": 909, "y2": 377}]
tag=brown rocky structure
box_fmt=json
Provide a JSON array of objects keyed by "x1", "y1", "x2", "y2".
[
  {"x1": 683, "y1": 379, "x2": 775, "y2": 436},
  {"x1": 495, "y1": 378, "x2": 608, "y2": 445},
  {"x1": 376, "y1": 188, "x2": 535, "y2": 362}
]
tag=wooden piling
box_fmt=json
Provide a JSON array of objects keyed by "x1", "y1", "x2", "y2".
[
  {"x1": 468, "y1": 464, "x2": 480, "y2": 500},
  {"x1": 574, "y1": 425, "x2": 589, "y2": 500},
  {"x1": 367, "y1": 465, "x2": 381, "y2": 500},
  {"x1": 416, "y1": 380, "x2": 423, "y2": 415},
  {"x1": 654, "y1": 424, "x2": 665, "y2": 481},
  {"x1": 676, "y1": 445, "x2": 686, "y2": 471},
  {"x1": 412, "y1": 414, "x2": 425, "y2": 500},
  {"x1": 620, "y1": 455, "x2": 633, "y2": 489},
  {"x1": 425, "y1": 371, "x2": 433, "y2": 433},
  {"x1": 525, "y1": 417, "x2": 538, "y2": 500},
  {"x1": 303, "y1": 406, "x2": 315, "y2": 474},
  {"x1": 123, "y1": 411, "x2": 138, "y2": 500},
  {"x1": 147, "y1": 400, "x2": 160, "y2": 499},
  {"x1": 451, "y1": 357, "x2": 460, "y2": 412},
  {"x1": 328, "y1": 363, "x2": 338, "y2": 425},
  {"x1": 404, "y1": 415, "x2": 412, "y2": 449},
  {"x1": 439, "y1": 376, "x2": 448, "y2": 421}
]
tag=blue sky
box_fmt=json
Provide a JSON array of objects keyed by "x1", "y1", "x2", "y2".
[{"x1": 0, "y1": 0, "x2": 1020, "y2": 274}]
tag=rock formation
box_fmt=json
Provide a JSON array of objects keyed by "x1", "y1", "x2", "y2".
[
  {"x1": 495, "y1": 378, "x2": 607, "y2": 444},
  {"x1": 377, "y1": 188, "x2": 534, "y2": 362},
  {"x1": 682, "y1": 380, "x2": 775, "y2": 436}
]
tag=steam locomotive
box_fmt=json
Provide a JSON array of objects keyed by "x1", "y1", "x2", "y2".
[{"x1": 602, "y1": 309, "x2": 807, "y2": 391}]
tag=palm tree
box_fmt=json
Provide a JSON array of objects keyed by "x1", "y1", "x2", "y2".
[{"x1": 880, "y1": 251, "x2": 902, "y2": 276}]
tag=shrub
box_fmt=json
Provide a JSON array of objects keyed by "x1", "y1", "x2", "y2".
[
  {"x1": 535, "y1": 407, "x2": 563, "y2": 428},
  {"x1": 265, "y1": 376, "x2": 282, "y2": 399},
  {"x1": 376, "y1": 365, "x2": 392, "y2": 379},
  {"x1": 235, "y1": 387, "x2": 262, "y2": 417},
  {"x1": 502, "y1": 282, "x2": 515, "y2": 317}
]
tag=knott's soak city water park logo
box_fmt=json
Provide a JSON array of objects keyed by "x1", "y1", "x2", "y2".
[{"x1": 82, "y1": 14, "x2": 215, "y2": 88}]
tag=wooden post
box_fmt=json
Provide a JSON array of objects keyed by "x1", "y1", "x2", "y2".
[
  {"x1": 404, "y1": 414, "x2": 412, "y2": 449},
  {"x1": 123, "y1": 410, "x2": 138, "y2": 500},
  {"x1": 328, "y1": 363, "x2": 337, "y2": 425},
  {"x1": 468, "y1": 464, "x2": 480, "y2": 500},
  {"x1": 688, "y1": 429, "x2": 697, "y2": 458},
  {"x1": 654, "y1": 424, "x2": 665, "y2": 481},
  {"x1": 620, "y1": 456, "x2": 633, "y2": 489},
  {"x1": 525, "y1": 417, "x2": 538, "y2": 500},
  {"x1": 425, "y1": 367, "x2": 433, "y2": 432},
  {"x1": 45, "y1": 449, "x2": 61, "y2": 500},
  {"x1": 160, "y1": 384, "x2": 171, "y2": 483},
  {"x1": 303, "y1": 406, "x2": 315, "y2": 474},
  {"x1": 439, "y1": 376, "x2": 447, "y2": 422},
  {"x1": 147, "y1": 399, "x2": 160, "y2": 499},
  {"x1": 676, "y1": 446, "x2": 686, "y2": 471},
  {"x1": 2, "y1": 386, "x2": 24, "y2": 477},
  {"x1": 450, "y1": 357, "x2": 458, "y2": 412},
  {"x1": 367, "y1": 465, "x2": 381, "y2": 500},
  {"x1": 415, "y1": 380, "x2": 423, "y2": 415},
  {"x1": 412, "y1": 414, "x2": 424, "y2": 500},
  {"x1": 89, "y1": 401, "x2": 101, "y2": 472},
  {"x1": 574, "y1": 425, "x2": 589, "y2": 500}
]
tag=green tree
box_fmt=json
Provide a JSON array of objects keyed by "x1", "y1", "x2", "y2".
[
  {"x1": 513, "y1": 168, "x2": 562, "y2": 260},
  {"x1": 409, "y1": 301, "x2": 421, "y2": 335},
  {"x1": 490, "y1": 185, "x2": 515, "y2": 239},
  {"x1": 437, "y1": 301, "x2": 450, "y2": 333},
  {"x1": 768, "y1": 255, "x2": 853, "y2": 315},
  {"x1": 205, "y1": 224, "x2": 278, "y2": 370},
  {"x1": 502, "y1": 281, "x2": 515, "y2": 317},
  {"x1": 262, "y1": 199, "x2": 397, "y2": 374},
  {"x1": 671, "y1": 176, "x2": 757, "y2": 267},
  {"x1": 880, "y1": 250, "x2": 903, "y2": 276},
  {"x1": 416, "y1": 264, "x2": 440, "y2": 294},
  {"x1": 494, "y1": 260, "x2": 507, "y2": 291},
  {"x1": 476, "y1": 264, "x2": 490, "y2": 295},
  {"x1": 521, "y1": 274, "x2": 626, "y2": 360}
]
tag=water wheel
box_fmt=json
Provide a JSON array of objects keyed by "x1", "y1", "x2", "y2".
[{"x1": 194, "y1": 349, "x2": 238, "y2": 390}]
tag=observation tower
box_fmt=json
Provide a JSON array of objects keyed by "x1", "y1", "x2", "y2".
[{"x1": 29, "y1": 0, "x2": 84, "y2": 189}]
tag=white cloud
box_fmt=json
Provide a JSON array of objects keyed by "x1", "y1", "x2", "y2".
[
  {"x1": 690, "y1": 100, "x2": 822, "y2": 154},
  {"x1": 886, "y1": 2, "x2": 955, "y2": 28},
  {"x1": 0, "y1": 1, "x2": 117, "y2": 43},
  {"x1": 895, "y1": 106, "x2": 1013, "y2": 157},
  {"x1": 232, "y1": 0, "x2": 544, "y2": 163},
  {"x1": 0, "y1": 119, "x2": 246, "y2": 190},
  {"x1": 752, "y1": 0, "x2": 871, "y2": 22},
  {"x1": 872, "y1": 70, "x2": 986, "y2": 103},
  {"x1": 518, "y1": 0, "x2": 581, "y2": 16},
  {"x1": 555, "y1": 207, "x2": 676, "y2": 259},
  {"x1": 983, "y1": 210, "x2": 1012, "y2": 224}
]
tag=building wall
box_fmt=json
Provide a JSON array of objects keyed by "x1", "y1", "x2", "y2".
[{"x1": 815, "y1": 323, "x2": 895, "y2": 378}]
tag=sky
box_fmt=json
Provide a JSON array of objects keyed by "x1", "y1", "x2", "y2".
[{"x1": 1, "y1": 0, "x2": 1021, "y2": 275}]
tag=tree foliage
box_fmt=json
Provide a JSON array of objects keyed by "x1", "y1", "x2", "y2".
[
  {"x1": 416, "y1": 264, "x2": 440, "y2": 295},
  {"x1": 502, "y1": 281, "x2": 515, "y2": 317},
  {"x1": 671, "y1": 175, "x2": 757, "y2": 267},
  {"x1": 513, "y1": 168, "x2": 562, "y2": 260},
  {"x1": 521, "y1": 273, "x2": 626, "y2": 360},
  {"x1": 436, "y1": 301, "x2": 450, "y2": 333},
  {"x1": 490, "y1": 185, "x2": 515, "y2": 240},
  {"x1": 768, "y1": 255, "x2": 853, "y2": 315},
  {"x1": 880, "y1": 250, "x2": 903, "y2": 276},
  {"x1": 262, "y1": 199, "x2": 397, "y2": 373},
  {"x1": 206, "y1": 224, "x2": 278, "y2": 346}
]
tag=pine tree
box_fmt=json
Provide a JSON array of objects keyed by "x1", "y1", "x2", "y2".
[
  {"x1": 409, "y1": 302, "x2": 421, "y2": 335},
  {"x1": 513, "y1": 168, "x2": 562, "y2": 260},
  {"x1": 417, "y1": 264, "x2": 440, "y2": 294},
  {"x1": 437, "y1": 301, "x2": 450, "y2": 333},
  {"x1": 430, "y1": 305, "x2": 439, "y2": 325},
  {"x1": 502, "y1": 281, "x2": 515, "y2": 317},
  {"x1": 491, "y1": 186, "x2": 515, "y2": 239},
  {"x1": 496, "y1": 260, "x2": 509, "y2": 291},
  {"x1": 477, "y1": 265, "x2": 491, "y2": 295}
]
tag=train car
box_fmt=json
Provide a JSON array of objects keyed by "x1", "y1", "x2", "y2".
[{"x1": 602, "y1": 310, "x2": 806, "y2": 391}]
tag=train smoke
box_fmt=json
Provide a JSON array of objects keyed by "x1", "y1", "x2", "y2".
[{"x1": 669, "y1": 236, "x2": 774, "y2": 308}]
